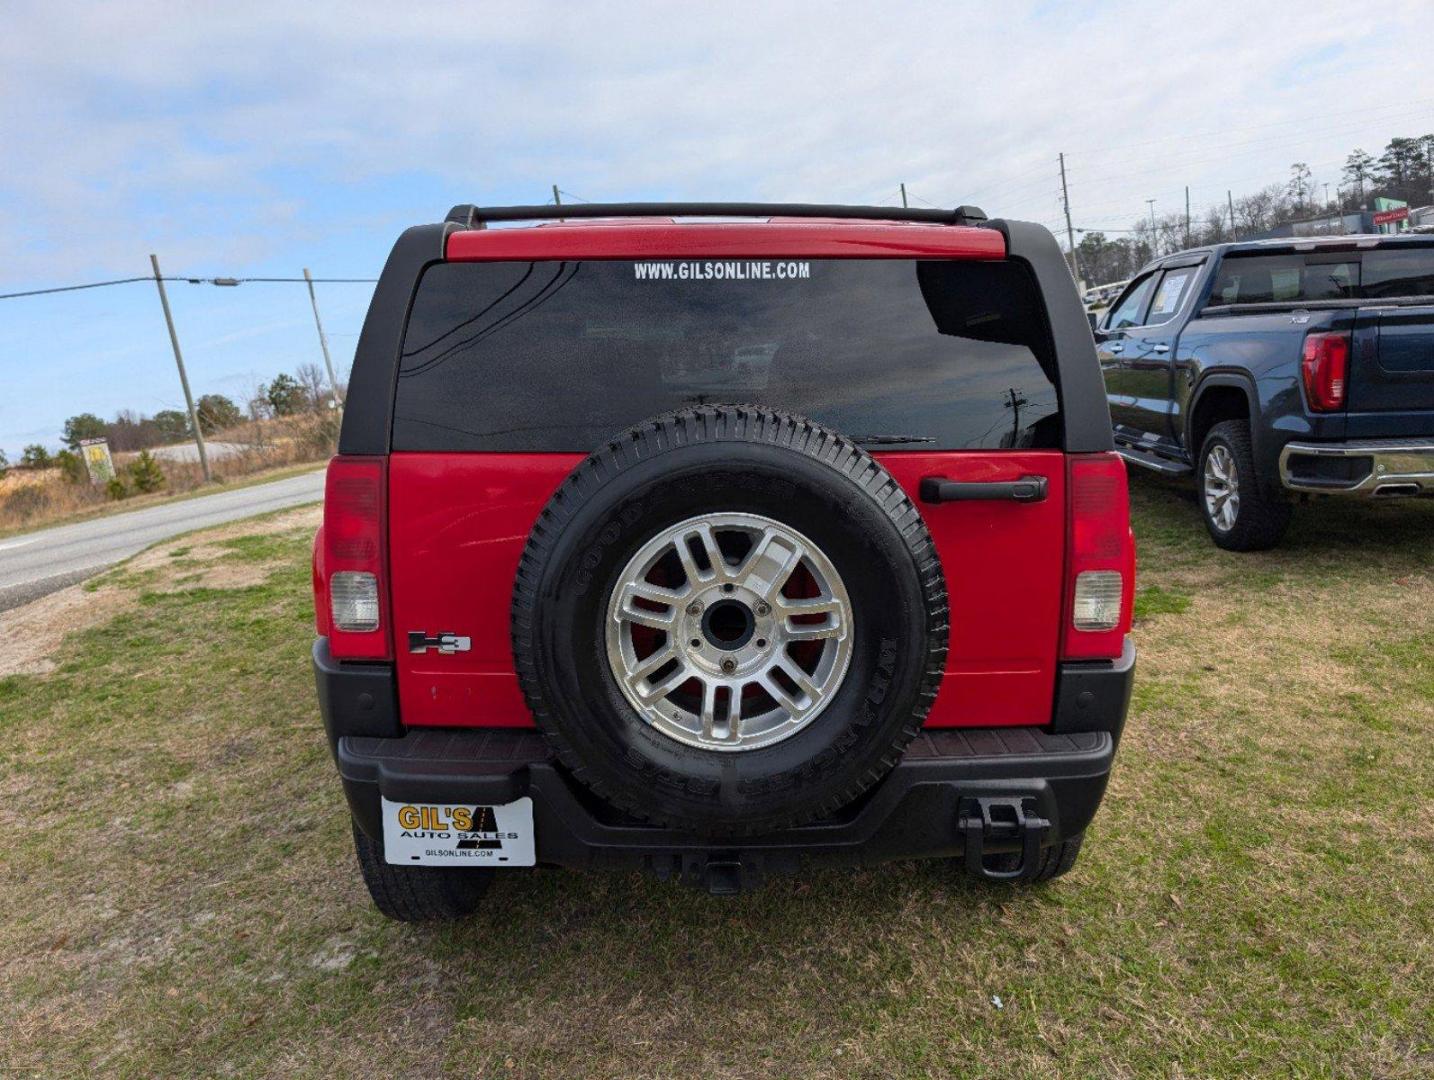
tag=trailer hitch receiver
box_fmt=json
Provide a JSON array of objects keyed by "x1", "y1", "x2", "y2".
[{"x1": 959, "y1": 796, "x2": 1051, "y2": 881}]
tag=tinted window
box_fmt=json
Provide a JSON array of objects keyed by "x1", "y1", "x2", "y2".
[
  {"x1": 1211, "y1": 255, "x2": 1358, "y2": 304},
  {"x1": 1147, "y1": 267, "x2": 1197, "y2": 324},
  {"x1": 1210, "y1": 254, "x2": 1370, "y2": 305},
  {"x1": 1106, "y1": 273, "x2": 1156, "y2": 330},
  {"x1": 393, "y1": 259, "x2": 1062, "y2": 452},
  {"x1": 1363, "y1": 249, "x2": 1434, "y2": 298}
]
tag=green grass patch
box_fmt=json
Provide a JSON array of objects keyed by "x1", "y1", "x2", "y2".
[{"x1": 1133, "y1": 584, "x2": 1191, "y2": 619}]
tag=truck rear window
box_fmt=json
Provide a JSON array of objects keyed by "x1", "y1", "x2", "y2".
[
  {"x1": 392, "y1": 258, "x2": 1062, "y2": 453},
  {"x1": 1209, "y1": 247, "x2": 1434, "y2": 305}
]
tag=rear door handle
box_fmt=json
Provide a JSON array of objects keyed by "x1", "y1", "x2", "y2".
[
  {"x1": 1152, "y1": 343, "x2": 1170, "y2": 354},
  {"x1": 1106, "y1": 343, "x2": 1124, "y2": 354},
  {"x1": 919, "y1": 475, "x2": 1049, "y2": 504}
]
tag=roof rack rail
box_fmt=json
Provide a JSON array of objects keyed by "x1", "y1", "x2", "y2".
[{"x1": 442, "y1": 202, "x2": 988, "y2": 229}]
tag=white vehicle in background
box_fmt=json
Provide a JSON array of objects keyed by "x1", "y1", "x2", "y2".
[{"x1": 1084, "y1": 279, "x2": 1130, "y2": 308}]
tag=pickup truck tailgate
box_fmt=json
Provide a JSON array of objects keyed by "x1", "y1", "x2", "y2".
[{"x1": 1350, "y1": 304, "x2": 1434, "y2": 412}]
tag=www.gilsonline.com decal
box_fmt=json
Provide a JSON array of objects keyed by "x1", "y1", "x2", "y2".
[{"x1": 634, "y1": 261, "x2": 812, "y2": 281}]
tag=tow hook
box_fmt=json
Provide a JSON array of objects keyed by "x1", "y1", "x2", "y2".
[{"x1": 958, "y1": 797, "x2": 1050, "y2": 881}]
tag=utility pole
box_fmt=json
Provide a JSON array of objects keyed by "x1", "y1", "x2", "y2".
[
  {"x1": 1227, "y1": 190, "x2": 1237, "y2": 240},
  {"x1": 899, "y1": 183, "x2": 908, "y2": 208},
  {"x1": 1323, "y1": 182, "x2": 1331, "y2": 209},
  {"x1": 1003, "y1": 386, "x2": 1029, "y2": 448},
  {"x1": 552, "y1": 184, "x2": 561, "y2": 207},
  {"x1": 1058, "y1": 153, "x2": 1081, "y2": 286},
  {"x1": 149, "y1": 254, "x2": 210, "y2": 482},
  {"x1": 303, "y1": 268, "x2": 342, "y2": 407},
  {"x1": 1146, "y1": 198, "x2": 1157, "y2": 233},
  {"x1": 1184, "y1": 186, "x2": 1191, "y2": 248}
]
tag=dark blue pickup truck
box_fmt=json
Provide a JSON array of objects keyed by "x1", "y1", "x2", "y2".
[{"x1": 1095, "y1": 234, "x2": 1434, "y2": 548}]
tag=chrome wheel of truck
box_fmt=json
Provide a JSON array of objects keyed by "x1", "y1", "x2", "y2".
[
  {"x1": 1203, "y1": 443, "x2": 1240, "y2": 532},
  {"x1": 606, "y1": 512, "x2": 854, "y2": 751},
  {"x1": 1198, "y1": 421, "x2": 1292, "y2": 552}
]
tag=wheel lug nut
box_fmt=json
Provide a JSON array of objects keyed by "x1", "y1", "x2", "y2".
[
  {"x1": 755, "y1": 602, "x2": 770, "y2": 617},
  {"x1": 721, "y1": 658, "x2": 737, "y2": 674},
  {"x1": 686, "y1": 601, "x2": 703, "y2": 616}
]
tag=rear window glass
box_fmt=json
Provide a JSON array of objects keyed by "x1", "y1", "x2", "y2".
[
  {"x1": 1362, "y1": 249, "x2": 1434, "y2": 298},
  {"x1": 1209, "y1": 247, "x2": 1434, "y2": 305},
  {"x1": 392, "y1": 259, "x2": 1062, "y2": 452},
  {"x1": 1210, "y1": 255, "x2": 1359, "y2": 305}
]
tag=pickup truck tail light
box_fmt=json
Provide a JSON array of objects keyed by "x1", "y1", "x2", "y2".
[
  {"x1": 1062, "y1": 453, "x2": 1135, "y2": 660},
  {"x1": 319, "y1": 455, "x2": 392, "y2": 659},
  {"x1": 1301, "y1": 331, "x2": 1349, "y2": 412}
]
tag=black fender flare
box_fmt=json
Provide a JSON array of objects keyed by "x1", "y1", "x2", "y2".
[{"x1": 1185, "y1": 371, "x2": 1276, "y2": 495}]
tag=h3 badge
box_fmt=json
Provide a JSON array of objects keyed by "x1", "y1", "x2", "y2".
[{"x1": 407, "y1": 631, "x2": 471, "y2": 654}]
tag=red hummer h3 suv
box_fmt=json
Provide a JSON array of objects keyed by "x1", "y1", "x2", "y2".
[{"x1": 312, "y1": 202, "x2": 1137, "y2": 920}]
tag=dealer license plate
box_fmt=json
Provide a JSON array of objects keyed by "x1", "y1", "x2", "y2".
[{"x1": 380, "y1": 797, "x2": 536, "y2": 867}]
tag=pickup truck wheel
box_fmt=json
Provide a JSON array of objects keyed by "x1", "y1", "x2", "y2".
[
  {"x1": 351, "y1": 822, "x2": 493, "y2": 922},
  {"x1": 1198, "y1": 420, "x2": 1291, "y2": 551},
  {"x1": 511, "y1": 404, "x2": 949, "y2": 837}
]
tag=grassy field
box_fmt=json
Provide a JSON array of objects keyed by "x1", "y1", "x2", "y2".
[{"x1": 0, "y1": 477, "x2": 1430, "y2": 1078}]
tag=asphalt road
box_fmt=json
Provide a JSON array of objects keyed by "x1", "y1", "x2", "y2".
[{"x1": 0, "y1": 470, "x2": 325, "y2": 612}]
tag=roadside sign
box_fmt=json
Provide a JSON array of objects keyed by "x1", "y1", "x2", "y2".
[
  {"x1": 79, "y1": 438, "x2": 115, "y2": 484},
  {"x1": 1373, "y1": 207, "x2": 1409, "y2": 226}
]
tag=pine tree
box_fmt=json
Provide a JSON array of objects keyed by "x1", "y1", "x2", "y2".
[{"x1": 128, "y1": 450, "x2": 166, "y2": 494}]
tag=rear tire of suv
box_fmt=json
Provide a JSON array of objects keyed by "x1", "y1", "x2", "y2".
[
  {"x1": 351, "y1": 822, "x2": 493, "y2": 922},
  {"x1": 511, "y1": 404, "x2": 949, "y2": 837},
  {"x1": 1198, "y1": 420, "x2": 1292, "y2": 551}
]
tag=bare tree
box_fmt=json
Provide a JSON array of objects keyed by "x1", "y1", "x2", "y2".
[
  {"x1": 295, "y1": 362, "x2": 330, "y2": 412},
  {"x1": 1201, "y1": 207, "x2": 1228, "y2": 245},
  {"x1": 246, "y1": 378, "x2": 273, "y2": 448},
  {"x1": 1235, "y1": 185, "x2": 1286, "y2": 237}
]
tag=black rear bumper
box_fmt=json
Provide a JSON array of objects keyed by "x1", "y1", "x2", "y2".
[{"x1": 315, "y1": 637, "x2": 1135, "y2": 889}]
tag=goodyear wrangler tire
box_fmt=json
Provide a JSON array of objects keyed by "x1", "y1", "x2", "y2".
[{"x1": 511, "y1": 405, "x2": 948, "y2": 836}]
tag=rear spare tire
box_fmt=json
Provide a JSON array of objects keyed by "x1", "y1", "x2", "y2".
[{"x1": 511, "y1": 405, "x2": 948, "y2": 835}]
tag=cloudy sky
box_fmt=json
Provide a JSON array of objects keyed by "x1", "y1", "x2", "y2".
[{"x1": 3, "y1": 0, "x2": 1431, "y2": 454}]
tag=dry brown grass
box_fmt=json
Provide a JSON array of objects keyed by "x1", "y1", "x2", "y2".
[{"x1": 0, "y1": 414, "x2": 334, "y2": 535}]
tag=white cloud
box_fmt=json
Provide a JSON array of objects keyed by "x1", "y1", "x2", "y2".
[{"x1": 1, "y1": 0, "x2": 1431, "y2": 280}]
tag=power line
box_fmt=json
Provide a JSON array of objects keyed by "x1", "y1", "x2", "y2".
[
  {"x1": 226, "y1": 276, "x2": 377, "y2": 283},
  {"x1": 1065, "y1": 97, "x2": 1434, "y2": 159},
  {"x1": 0, "y1": 274, "x2": 376, "y2": 301},
  {"x1": 0, "y1": 276, "x2": 154, "y2": 300},
  {"x1": 1062, "y1": 110, "x2": 1432, "y2": 195}
]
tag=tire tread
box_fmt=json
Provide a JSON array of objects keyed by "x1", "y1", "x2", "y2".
[
  {"x1": 351, "y1": 823, "x2": 492, "y2": 922},
  {"x1": 1199, "y1": 420, "x2": 1292, "y2": 551}
]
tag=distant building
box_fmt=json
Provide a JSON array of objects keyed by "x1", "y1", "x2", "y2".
[{"x1": 1255, "y1": 198, "x2": 1415, "y2": 239}]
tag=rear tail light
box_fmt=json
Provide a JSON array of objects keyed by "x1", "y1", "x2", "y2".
[
  {"x1": 1063, "y1": 453, "x2": 1135, "y2": 659},
  {"x1": 321, "y1": 456, "x2": 391, "y2": 659},
  {"x1": 330, "y1": 571, "x2": 381, "y2": 632},
  {"x1": 1301, "y1": 332, "x2": 1348, "y2": 412},
  {"x1": 1072, "y1": 570, "x2": 1123, "y2": 631}
]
